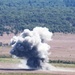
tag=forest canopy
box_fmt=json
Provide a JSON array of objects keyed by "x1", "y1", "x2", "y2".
[{"x1": 0, "y1": 0, "x2": 75, "y2": 35}]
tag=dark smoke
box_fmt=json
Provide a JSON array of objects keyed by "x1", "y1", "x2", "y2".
[{"x1": 10, "y1": 27, "x2": 53, "y2": 70}]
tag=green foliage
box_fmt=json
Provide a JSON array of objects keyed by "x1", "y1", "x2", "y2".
[
  {"x1": 49, "y1": 60, "x2": 75, "y2": 64},
  {"x1": 0, "y1": 0, "x2": 75, "y2": 35},
  {"x1": 63, "y1": 0, "x2": 75, "y2": 7},
  {"x1": 52, "y1": 63, "x2": 75, "y2": 68},
  {"x1": 0, "y1": 58, "x2": 20, "y2": 63}
]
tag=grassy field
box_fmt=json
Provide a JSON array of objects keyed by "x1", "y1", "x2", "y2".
[
  {"x1": 0, "y1": 73, "x2": 56, "y2": 75},
  {"x1": 0, "y1": 58, "x2": 75, "y2": 68},
  {"x1": 52, "y1": 63, "x2": 75, "y2": 68},
  {"x1": 0, "y1": 33, "x2": 75, "y2": 74},
  {"x1": 0, "y1": 33, "x2": 75, "y2": 68},
  {"x1": 0, "y1": 33, "x2": 75, "y2": 61},
  {"x1": 0, "y1": 58, "x2": 20, "y2": 63}
]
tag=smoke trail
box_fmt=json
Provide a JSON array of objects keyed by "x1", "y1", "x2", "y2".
[{"x1": 10, "y1": 27, "x2": 53, "y2": 70}]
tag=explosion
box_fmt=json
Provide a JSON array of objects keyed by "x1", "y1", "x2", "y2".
[{"x1": 10, "y1": 27, "x2": 53, "y2": 70}]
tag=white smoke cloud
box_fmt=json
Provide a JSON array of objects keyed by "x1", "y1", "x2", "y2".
[{"x1": 10, "y1": 27, "x2": 53, "y2": 70}]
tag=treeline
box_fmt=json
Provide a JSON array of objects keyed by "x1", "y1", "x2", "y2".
[
  {"x1": 0, "y1": 0, "x2": 75, "y2": 35},
  {"x1": 0, "y1": 42, "x2": 9, "y2": 46},
  {"x1": 49, "y1": 60, "x2": 75, "y2": 64},
  {"x1": 63, "y1": 0, "x2": 75, "y2": 7}
]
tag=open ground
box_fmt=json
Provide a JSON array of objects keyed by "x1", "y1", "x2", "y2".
[{"x1": 0, "y1": 33, "x2": 75, "y2": 74}]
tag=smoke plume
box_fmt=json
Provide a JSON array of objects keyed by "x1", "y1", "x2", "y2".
[{"x1": 10, "y1": 27, "x2": 53, "y2": 70}]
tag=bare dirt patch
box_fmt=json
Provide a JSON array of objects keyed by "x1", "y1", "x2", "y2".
[
  {"x1": 0, "y1": 33, "x2": 75, "y2": 61},
  {"x1": 0, "y1": 62, "x2": 75, "y2": 75},
  {"x1": 0, "y1": 33, "x2": 75, "y2": 74},
  {"x1": 49, "y1": 33, "x2": 75, "y2": 61},
  {"x1": 0, "y1": 33, "x2": 14, "y2": 44}
]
